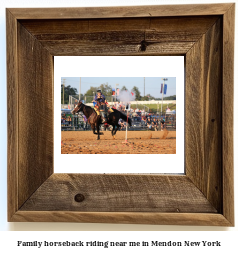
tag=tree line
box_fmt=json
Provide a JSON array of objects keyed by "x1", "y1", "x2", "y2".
[{"x1": 61, "y1": 83, "x2": 176, "y2": 104}]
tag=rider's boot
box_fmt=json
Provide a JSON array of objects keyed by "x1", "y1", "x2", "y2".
[{"x1": 101, "y1": 112, "x2": 107, "y2": 123}]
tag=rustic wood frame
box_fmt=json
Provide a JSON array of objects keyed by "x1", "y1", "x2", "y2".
[{"x1": 7, "y1": 4, "x2": 234, "y2": 226}]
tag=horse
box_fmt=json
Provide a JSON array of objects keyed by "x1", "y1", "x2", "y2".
[{"x1": 71, "y1": 101, "x2": 132, "y2": 140}]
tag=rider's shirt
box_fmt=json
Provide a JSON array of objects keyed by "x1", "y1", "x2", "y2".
[{"x1": 94, "y1": 94, "x2": 106, "y2": 103}]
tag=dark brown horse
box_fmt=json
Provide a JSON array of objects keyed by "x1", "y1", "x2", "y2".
[{"x1": 72, "y1": 101, "x2": 132, "y2": 140}]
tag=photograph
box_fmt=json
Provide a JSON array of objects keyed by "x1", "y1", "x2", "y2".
[
  {"x1": 54, "y1": 56, "x2": 184, "y2": 174},
  {"x1": 61, "y1": 77, "x2": 176, "y2": 155}
]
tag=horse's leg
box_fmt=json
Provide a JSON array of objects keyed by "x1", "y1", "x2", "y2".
[
  {"x1": 112, "y1": 124, "x2": 118, "y2": 137},
  {"x1": 111, "y1": 124, "x2": 120, "y2": 139},
  {"x1": 114, "y1": 124, "x2": 120, "y2": 136},
  {"x1": 112, "y1": 125, "x2": 117, "y2": 139},
  {"x1": 111, "y1": 125, "x2": 115, "y2": 136},
  {"x1": 97, "y1": 119, "x2": 104, "y2": 136},
  {"x1": 96, "y1": 123, "x2": 100, "y2": 140},
  {"x1": 91, "y1": 124, "x2": 97, "y2": 135}
]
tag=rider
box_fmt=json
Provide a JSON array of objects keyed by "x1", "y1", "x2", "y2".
[{"x1": 93, "y1": 89, "x2": 113, "y2": 123}]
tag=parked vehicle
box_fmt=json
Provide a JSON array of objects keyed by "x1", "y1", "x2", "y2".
[{"x1": 131, "y1": 117, "x2": 142, "y2": 128}]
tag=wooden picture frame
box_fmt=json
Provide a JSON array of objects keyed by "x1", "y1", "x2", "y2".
[{"x1": 7, "y1": 3, "x2": 234, "y2": 226}]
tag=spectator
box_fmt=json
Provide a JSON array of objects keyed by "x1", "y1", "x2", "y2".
[
  {"x1": 83, "y1": 115, "x2": 88, "y2": 130},
  {"x1": 132, "y1": 110, "x2": 137, "y2": 117},
  {"x1": 61, "y1": 114, "x2": 66, "y2": 124},
  {"x1": 161, "y1": 118, "x2": 165, "y2": 131},
  {"x1": 141, "y1": 118, "x2": 145, "y2": 126},
  {"x1": 119, "y1": 119, "x2": 126, "y2": 130},
  {"x1": 118, "y1": 103, "x2": 122, "y2": 111},
  {"x1": 68, "y1": 115, "x2": 72, "y2": 126},
  {"x1": 103, "y1": 123, "x2": 110, "y2": 131},
  {"x1": 146, "y1": 118, "x2": 152, "y2": 130},
  {"x1": 152, "y1": 117, "x2": 158, "y2": 130},
  {"x1": 114, "y1": 102, "x2": 119, "y2": 109}
]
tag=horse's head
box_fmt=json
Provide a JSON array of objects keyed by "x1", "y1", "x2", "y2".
[{"x1": 71, "y1": 101, "x2": 83, "y2": 114}]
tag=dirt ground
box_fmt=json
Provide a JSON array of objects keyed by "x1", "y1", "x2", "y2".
[{"x1": 61, "y1": 130, "x2": 176, "y2": 154}]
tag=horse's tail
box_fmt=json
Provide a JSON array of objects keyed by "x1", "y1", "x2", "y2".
[{"x1": 119, "y1": 111, "x2": 132, "y2": 126}]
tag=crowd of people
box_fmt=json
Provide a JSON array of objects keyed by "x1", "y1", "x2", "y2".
[
  {"x1": 111, "y1": 104, "x2": 169, "y2": 131},
  {"x1": 118, "y1": 113, "x2": 166, "y2": 131},
  {"x1": 61, "y1": 114, "x2": 72, "y2": 125},
  {"x1": 62, "y1": 109, "x2": 174, "y2": 131},
  {"x1": 62, "y1": 96, "x2": 175, "y2": 131},
  {"x1": 143, "y1": 116, "x2": 165, "y2": 131}
]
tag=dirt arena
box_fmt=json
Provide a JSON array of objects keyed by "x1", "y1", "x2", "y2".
[{"x1": 61, "y1": 130, "x2": 176, "y2": 154}]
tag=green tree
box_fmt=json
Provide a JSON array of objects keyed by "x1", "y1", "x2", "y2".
[
  {"x1": 84, "y1": 83, "x2": 113, "y2": 103},
  {"x1": 141, "y1": 94, "x2": 155, "y2": 101},
  {"x1": 163, "y1": 95, "x2": 176, "y2": 100},
  {"x1": 84, "y1": 86, "x2": 97, "y2": 96},
  {"x1": 121, "y1": 85, "x2": 128, "y2": 92},
  {"x1": 154, "y1": 95, "x2": 176, "y2": 100},
  {"x1": 98, "y1": 83, "x2": 112, "y2": 96},
  {"x1": 131, "y1": 86, "x2": 141, "y2": 100},
  {"x1": 84, "y1": 86, "x2": 97, "y2": 103},
  {"x1": 61, "y1": 84, "x2": 78, "y2": 104}
]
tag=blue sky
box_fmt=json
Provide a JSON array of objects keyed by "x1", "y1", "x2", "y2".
[{"x1": 61, "y1": 77, "x2": 176, "y2": 98}]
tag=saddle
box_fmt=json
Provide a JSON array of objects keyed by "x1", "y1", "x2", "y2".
[
  {"x1": 96, "y1": 101, "x2": 110, "y2": 113},
  {"x1": 96, "y1": 102, "x2": 108, "y2": 123}
]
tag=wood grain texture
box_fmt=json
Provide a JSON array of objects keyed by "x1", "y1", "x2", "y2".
[
  {"x1": 20, "y1": 174, "x2": 217, "y2": 213},
  {"x1": 8, "y1": 4, "x2": 233, "y2": 19},
  {"x1": 222, "y1": 4, "x2": 235, "y2": 226},
  {"x1": 11, "y1": 211, "x2": 232, "y2": 226},
  {"x1": 19, "y1": 17, "x2": 218, "y2": 56},
  {"x1": 7, "y1": 9, "x2": 18, "y2": 221},
  {"x1": 20, "y1": 17, "x2": 218, "y2": 34},
  {"x1": 18, "y1": 23, "x2": 54, "y2": 208},
  {"x1": 186, "y1": 18, "x2": 223, "y2": 212},
  {"x1": 38, "y1": 41, "x2": 193, "y2": 56}
]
